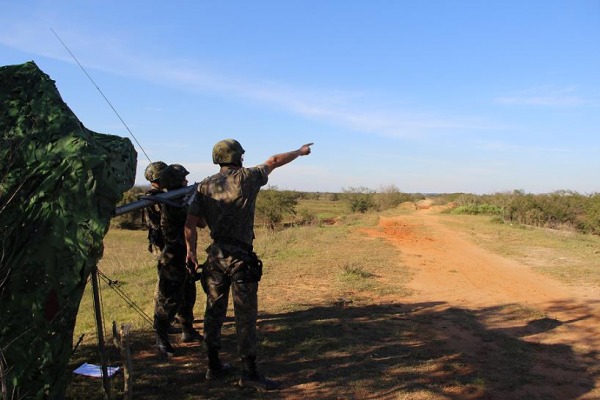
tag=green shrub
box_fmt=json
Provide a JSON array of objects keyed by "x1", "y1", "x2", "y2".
[
  {"x1": 374, "y1": 185, "x2": 420, "y2": 211},
  {"x1": 341, "y1": 186, "x2": 377, "y2": 213},
  {"x1": 577, "y1": 193, "x2": 600, "y2": 234},
  {"x1": 297, "y1": 208, "x2": 319, "y2": 226},
  {"x1": 450, "y1": 204, "x2": 503, "y2": 216},
  {"x1": 256, "y1": 186, "x2": 298, "y2": 230},
  {"x1": 503, "y1": 190, "x2": 586, "y2": 229},
  {"x1": 445, "y1": 190, "x2": 600, "y2": 235},
  {"x1": 110, "y1": 186, "x2": 146, "y2": 229}
]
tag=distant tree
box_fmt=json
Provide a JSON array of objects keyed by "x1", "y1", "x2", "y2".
[
  {"x1": 256, "y1": 186, "x2": 298, "y2": 230},
  {"x1": 110, "y1": 186, "x2": 146, "y2": 229},
  {"x1": 374, "y1": 184, "x2": 416, "y2": 211},
  {"x1": 342, "y1": 186, "x2": 377, "y2": 213}
]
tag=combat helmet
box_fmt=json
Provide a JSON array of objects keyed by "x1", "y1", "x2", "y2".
[
  {"x1": 144, "y1": 161, "x2": 168, "y2": 183},
  {"x1": 170, "y1": 163, "x2": 189, "y2": 177},
  {"x1": 159, "y1": 163, "x2": 189, "y2": 190},
  {"x1": 212, "y1": 139, "x2": 245, "y2": 165}
]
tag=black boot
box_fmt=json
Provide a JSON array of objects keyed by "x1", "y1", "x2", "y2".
[
  {"x1": 205, "y1": 348, "x2": 232, "y2": 380},
  {"x1": 154, "y1": 320, "x2": 176, "y2": 356},
  {"x1": 238, "y1": 356, "x2": 280, "y2": 391}
]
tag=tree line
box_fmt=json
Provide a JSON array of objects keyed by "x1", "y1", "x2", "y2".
[
  {"x1": 110, "y1": 185, "x2": 423, "y2": 230},
  {"x1": 111, "y1": 186, "x2": 600, "y2": 236},
  {"x1": 439, "y1": 190, "x2": 600, "y2": 235}
]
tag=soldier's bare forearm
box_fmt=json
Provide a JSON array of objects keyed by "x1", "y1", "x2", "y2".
[{"x1": 265, "y1": 143, "x2": 313, "y2": 171}]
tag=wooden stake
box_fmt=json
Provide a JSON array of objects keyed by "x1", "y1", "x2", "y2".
[{"x1": 113, "y1": 321, "x2": 133, "y2": 400}]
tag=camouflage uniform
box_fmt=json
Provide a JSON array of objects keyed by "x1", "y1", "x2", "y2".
[
  {"x1": 154, "y1": 199, "x2": 197, "y2": 334},
  {"x1": 143, "y1": 161, "x2": 167, "y2": 256},
  {"x1": 153, "y1": 165, "x2": 198, "y2": 352},
  {"x1": 188, "y1": 164, "x2": 269, "y2": 358},
  {"x1": 143, "y1": 187, "x2": 165, "y2": 256}
]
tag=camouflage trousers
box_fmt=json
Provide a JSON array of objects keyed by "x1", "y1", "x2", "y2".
[
  {"x1": 154, "y1": 242, "x2": 196, "y2": 332},
  {"x1": 202, "y1": 242, "x2": 258, "y2": 358}
]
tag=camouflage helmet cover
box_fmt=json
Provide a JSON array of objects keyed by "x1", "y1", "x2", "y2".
[
  {"x1": 144, "y1": 161, "x2": 168, "y2": 182},
  {"x1": 159, "y1": 163, "x2": 189, "y2": 190},
  {"x1": 212, "y1": 139, "x2": 245, "y2": 165}
]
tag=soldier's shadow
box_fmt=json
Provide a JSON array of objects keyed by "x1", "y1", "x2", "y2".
[{"x1": 248, "y1": 300, "x2": 598, "y2": 400}]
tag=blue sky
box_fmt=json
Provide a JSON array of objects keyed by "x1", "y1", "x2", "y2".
[{"x1": 1, "y1": 1, "x2": 599, "y2": 194}]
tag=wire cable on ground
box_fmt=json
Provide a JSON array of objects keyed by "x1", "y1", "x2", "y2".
[{"x1": 96, "y1": 268, "x2": 154, "y2": 327}]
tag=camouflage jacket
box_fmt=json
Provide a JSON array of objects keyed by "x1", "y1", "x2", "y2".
[
  {"x1": 143, "y1": 188, "x2": 165, "y2": 252},
  {"x1": 188, "y1": 165, "x2": 269, "y2": 246},
  {"x1": 160, "y1": 193, "x2": 189, "y2": 246}
]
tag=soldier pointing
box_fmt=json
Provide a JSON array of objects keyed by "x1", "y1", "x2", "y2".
[{"x1": 185, "y1": 140, "x2": 313, "y2": 390}]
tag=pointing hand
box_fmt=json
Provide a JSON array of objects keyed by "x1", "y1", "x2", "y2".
[{"x1": 300, "y1": 143, "x2": 313, "y2": 156}]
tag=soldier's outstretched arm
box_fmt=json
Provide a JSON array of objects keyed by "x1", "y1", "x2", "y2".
[{"x1": 264, "y1": 143, "x2": 313, "y2": 175}]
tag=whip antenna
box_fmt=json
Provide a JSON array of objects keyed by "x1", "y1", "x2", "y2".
[{"x1": 51, "y1": 28, "x2": 152, "y2": 163}]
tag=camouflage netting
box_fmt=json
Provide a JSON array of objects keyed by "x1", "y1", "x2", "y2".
[{"x1": 0, "y1": 61, "x2": 137, "y2": 399}]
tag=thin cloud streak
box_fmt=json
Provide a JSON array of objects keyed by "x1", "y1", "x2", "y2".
[
  {"x1": 149, "y1": 64, "x2": 506, "y2": 139},
  {"x1": 2, "y1": 26, "x2": 501, "y2": 141}
]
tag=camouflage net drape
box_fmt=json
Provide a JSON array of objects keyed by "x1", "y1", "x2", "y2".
[{"x1": 0, "y1": 61, "x2": 137, "y2": 399}]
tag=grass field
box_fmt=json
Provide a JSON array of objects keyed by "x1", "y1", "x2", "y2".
[
  {"x1": 295, "y1": 198, "x2": 347, "y2": 220},
  {"x1": 66, "y1": 200, "x2": 600, "y2": 399}
]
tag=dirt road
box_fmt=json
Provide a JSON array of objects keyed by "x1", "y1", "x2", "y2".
[{"x1": 365, "y1": 209, "x2": 600, "y2": 399}]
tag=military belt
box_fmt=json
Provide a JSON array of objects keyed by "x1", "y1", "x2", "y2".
[{"x1": 213, "y1": 236, "x2": 253, "y2": 253}]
